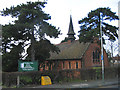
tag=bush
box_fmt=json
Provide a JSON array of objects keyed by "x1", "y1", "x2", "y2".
[{"x1": 2, "y1": 66, "x2": 119, "y2": 87}]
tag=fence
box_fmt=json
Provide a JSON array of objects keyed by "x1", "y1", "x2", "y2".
[{"x1": 2, "y1": 66, "x2": 119, "y2": 87}]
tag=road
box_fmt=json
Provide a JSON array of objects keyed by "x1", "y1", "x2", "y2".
[
  {"x1": 32, "y1": 78, "x2": 119, "y2": 89},
  {"x1": 0, "y1": 86, "x2": 2, "y2": 90},
  {"x1": 98, "y1": 83, "x2": 120, "y2": 88},
  {"x1": 2, "y1": 78, "x2": 119, "y2": 90},
  {"x1": 33, "y1": 84, "x2": 120, "y2": 89},
  {"x1": 1, "y1": 84, "x2": 120, "y2": 90}
]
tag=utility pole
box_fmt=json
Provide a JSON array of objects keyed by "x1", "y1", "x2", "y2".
[
  {"x1": 111, "y1": 41, "x2": 113, "y2": 58},
  {"x1": 118, "y1": 1, "x2": 120, "y2": 56},
  {"x1": 110, "y1": 41, "x2": 114, "y2": 66},
  {"x1": 100, "y1": 12, "x2": 104, "y2": 82}
]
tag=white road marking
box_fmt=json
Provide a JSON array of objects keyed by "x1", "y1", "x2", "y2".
[{"x1": 72, "y1": 84, "x2": 88, "y2": 87}]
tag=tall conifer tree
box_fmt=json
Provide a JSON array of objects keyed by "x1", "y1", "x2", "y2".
[
  {"x1": 78, "y1": 7, "x2": 119, "y2": 43},
  {"x1": 1, "y1": 1, "x2": 60, "y2": 71}
]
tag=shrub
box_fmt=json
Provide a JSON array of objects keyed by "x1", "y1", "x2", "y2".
[{"x1": 2, "y1": 66, "x2": 119, "y2": 87}]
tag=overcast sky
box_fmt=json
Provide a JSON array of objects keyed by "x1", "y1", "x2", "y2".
[{"x1": 0, "y1": 0, "x2": 119, "y2": 55}]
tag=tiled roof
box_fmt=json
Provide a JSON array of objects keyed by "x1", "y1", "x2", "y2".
[{"x1": 48, "y1": 40, "x2": 90, "y2": 60}]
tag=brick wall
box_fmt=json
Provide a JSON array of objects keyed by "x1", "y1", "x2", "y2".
[
  {"x1": 40, "y1": 41, "x2": 109, "y2": 71},
  {"x1": 40, "y1": 60, "x2": 82, "y2": 71},
  {"x1": 59, "y1": 60, "x2": 81, "y2": 70},
  {"x1": 83, "y1": 42, "x2": 109, "y2": 68}
]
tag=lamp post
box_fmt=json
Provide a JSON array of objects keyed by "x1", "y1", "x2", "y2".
[{"x1": 100, "y1": 12, "x2": 104, "y2": 82}]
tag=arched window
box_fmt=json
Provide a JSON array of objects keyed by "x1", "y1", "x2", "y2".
[
  {"x1": 63, "y1": 61, "x2": 65, "y2": 69},
  {"x1": 93, "y1": 48, "x2": 100, "y2": 63},
  {"x1": 76, "y1": 62, "x2": 78, "y2": 69},
  {"x1": 93, "y1": 51, "x2": 95, "y2": 63},
  {"x1": 69, "y1": 62, "x2": 71, "y2": 69}
]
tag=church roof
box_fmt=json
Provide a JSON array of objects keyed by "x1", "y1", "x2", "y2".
[
  {"x1": 47, "y1": 15, "x2": 90, "y2": 60},
  {"x1": 48, "y1": 40, "x2": 90, "y2": 60}
]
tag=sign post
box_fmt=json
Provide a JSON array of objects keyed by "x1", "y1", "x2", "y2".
[
  {"x1": 17, "y1": 75, "x2": 20, "y2": 88},
  {"x1": 17, "y1": 61, "x2": 38, "y2": 87},
  {"x1": 100, "y1": 12, "x2": 104, "y2": 82}
]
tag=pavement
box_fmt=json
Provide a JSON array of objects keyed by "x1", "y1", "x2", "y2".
[{"x1": 25, "y1": 78, "x2": 120, "y2": 89}]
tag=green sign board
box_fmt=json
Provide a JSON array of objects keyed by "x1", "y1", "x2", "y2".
[{"x1": 18, "y1": 61, "x2": 38, "y2": 72}]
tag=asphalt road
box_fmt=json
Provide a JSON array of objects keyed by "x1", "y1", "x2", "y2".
[
  {"x1": 32, "y1": 78, "x2": 119, "y2": 89},
  {"x1": 2, "y1": 78, "x2": 119, "y2": 90},
  {"x1": 1, "y1": 84, "x2": 120, "y2": 90},
  {"x1": 98, "y1": 84, "x2": 120, "y2": 88},
  {"x1": 33, "y1": 84, "x2": 120, "y2": 90}
]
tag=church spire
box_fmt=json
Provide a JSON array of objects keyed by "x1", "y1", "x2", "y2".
[{"x1": 67, "y1": 15, "x2": 75, "y2": 41}]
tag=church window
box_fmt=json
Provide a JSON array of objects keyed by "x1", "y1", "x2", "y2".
[
  {"x1": 63, "y1": 61, "x2": 65, "y2": 69},
  {"x1": 76, "y1": 62, "x2": 78, "y2": 69},
  {"x1": 69, "y1": 62, "x2": 71, "y2": 69},
  {"x1": 93, "y1": 48, "x2": 100, "y2": 63}
]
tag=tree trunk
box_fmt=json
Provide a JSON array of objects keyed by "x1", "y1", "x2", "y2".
[{"x1": 31, "y1": 29, "x2": 35, "y2": 61}]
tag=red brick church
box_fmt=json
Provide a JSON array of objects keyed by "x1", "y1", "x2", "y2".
[{"x1": 39, "y1": 15, "x2": 109, "y2": 71}]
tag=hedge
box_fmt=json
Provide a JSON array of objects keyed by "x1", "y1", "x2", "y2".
[{"x1": 2, "y1": 66, "x2": 119, "y2": 87}]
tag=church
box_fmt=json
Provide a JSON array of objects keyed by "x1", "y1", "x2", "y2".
[{"x1": 39, "y1": 15, "x2": 109, "y2": 71}]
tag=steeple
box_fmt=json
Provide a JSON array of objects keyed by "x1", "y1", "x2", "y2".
[{"x1": 67, "y1": 15, "x2": 75, "y2": 41}]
